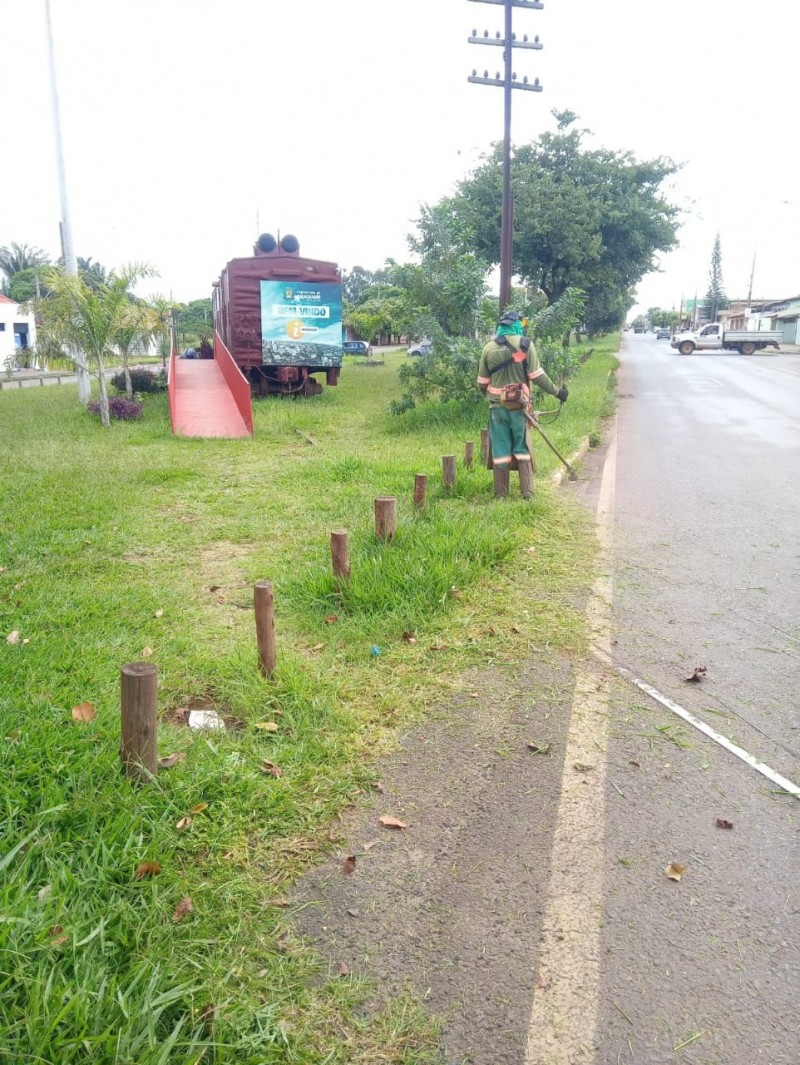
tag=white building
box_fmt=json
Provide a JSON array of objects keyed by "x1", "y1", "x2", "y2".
[{"x1": 0, "y1": 294, "x2": 37, "y2": 367}]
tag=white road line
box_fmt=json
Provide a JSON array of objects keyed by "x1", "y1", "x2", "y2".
[
  {"x1": 595, "y1": 656, "x2": 800, "y2": 799},
  {"x1": 524, "y1": 420, "x2": 617, "y2": 1064}
]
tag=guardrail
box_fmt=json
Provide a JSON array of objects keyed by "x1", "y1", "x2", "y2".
[
  {"x1": 0, "y1": 371, "x2": 76, "y2": 389},
  {"x1": 214, "y1": 331, "x2": 253, "y2": 434}
]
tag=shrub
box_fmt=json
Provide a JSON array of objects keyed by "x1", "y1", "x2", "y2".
[
  {"x1": 87, "y1": 396, "x2": 143, "y2": 421},
  {"x1": 390, "y1": 287, "x2": 587, "y2": 415},
  {"x1": 110, "y1": 368, "x2": 166, "y2": 394}
]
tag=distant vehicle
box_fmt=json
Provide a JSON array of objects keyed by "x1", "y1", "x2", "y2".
[
  {"x1": 343, "y1": 340, "x2": 371, "y2": 357},
  {"x1": 633, "y1": 325, "x2": 645, "y2": 334},
  {"x1": 655, "y1": 328, "x2": 671, "y2": 340},
  {"x1": 408, "y1": 338, "x2": 432, "y2": 356},
  {"x1": 670, "y1": 323, "x2": 782, "y2": 355}
]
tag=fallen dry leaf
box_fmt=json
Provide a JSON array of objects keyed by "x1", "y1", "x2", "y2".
[
  {"x1": 335, "y1": 961, "x2": 350, "y2": 976},
  {"x1": 372, "y1": 781, "x2": 384, "y2": 793},
  {"x1": 176, "y1": 816, "x2": 193, "y2": 832},
  {"x1": 324, "y1": 614, "x2": 339, "y2": 624},
  {"x1": 264, "y1": 898, "x2": 291, "y2": 908},
  {"x1": 6, "y1": 630, "x2": 20, "y2": 645},
  {"x1": 0, "y1": 566, "x2": 7, "y2": 573},
  {"x1": 254, "y1": 721, "x2": 279, "y2": 732},
  {"x1": 134, "y1": 861, "x2": 162, "y2": 880},
  {"x1": 362, "y1": 840, "x2": 377, "y2": 851},
  {"x1": 172, "y1": 896, "x2": 193, "y2": 923},
  {"x1": 527, "y1": 743, "x2": 551, "y2": 755},
  {"x1": 48, "y1": 925, "x2": 68, "y2": 947},
  {"x1": 342, "y1": 855, "x2": 357, "y2": 875},
  {"x1": 664, "y1": 862, "x2": 686, "y2": 882},
  {"x1": 260, "y1": 760, "x2": 283, "y2": 778},
  {"x1": 346, "y1": 907, "x2": 360, "y2": 917},
  {"x1": 158, "y1": 752, "x2": 186, "y2": 769},
  {"x1": 309, "y1": 643, "x2": 325, "y2": 652},
  {"x1": 327, "y1": 824, "x2": 342, "y2": 843},
  {"x1": 684, "y1": 666, "x2": 707, "y2": 683},
  {"x1": 379, "y1": 815, "x2": 408, "y2": 830},
  {"x1": 536, "y1": 972, "x2": 550, "y2": 990},
  {"x1": 71, "y1": 701, "x2": 97, "y2": 723},
  {"x1": 154, "y1": 609, "x2": 164, "y2": 619},
  {"x1": 511, "y1": 625, "x2": 522, "y2": 635},
  {"x1": 402, "y1": 631, "x2": 417, "y2": 643},
  {"x1": 487, "y1": 626, "x2": 497, "y2": 636},
  {"x1": 209, "y1": 585, "x2": 220, "y2": 592},
  {"x1": 37, "y1": 884, "x2": 53, "y2": 901},
  {"x1": 190, "y1": 802, "x2": 209, "y2": 814},
  {"x1": 573, "y1": 762, "x2": 594, "y2": 773},
  {"x1": 715, "y1": 818, "x2": 734, "y2": 830},
  {"x1": 141, "y1": 646, "x2": 153, "y2": 658},
  {"x1": 628, "y1": 759, "x2": 641, "y2": 768}
]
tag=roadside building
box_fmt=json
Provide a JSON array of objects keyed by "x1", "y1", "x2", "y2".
[
  {"x1": 0, "y1": 294, "x2": 37, "y2": 367},
  {"x1": 769, "y1": 298, "x2": 800, "y2": 344}
]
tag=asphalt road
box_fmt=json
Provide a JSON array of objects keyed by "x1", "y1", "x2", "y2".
[
  {"x1": 611, "y1": 332, "x2": 800, "y2": 779},
  {"x1": 583, "y1": 333, "x2": 800, "y2": 1064}
]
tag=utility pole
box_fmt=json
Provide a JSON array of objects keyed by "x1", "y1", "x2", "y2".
[
  {"x1": 468, "y1": 0, "x2": 543, "y2": 313},
  {"x1": 43, "y1": 0, "x2": 90, "y2": 404},
  {"x1": 746, "y1": 247, "x2": 757, "y2": 307}
]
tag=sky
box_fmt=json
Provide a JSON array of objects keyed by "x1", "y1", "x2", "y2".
[{"x1": 2, "y1": 0, "x2": 799, "y2": 318}]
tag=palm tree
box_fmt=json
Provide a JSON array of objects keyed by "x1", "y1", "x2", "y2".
[
  {"x1": 77, "y1": 257, "x2": 109, "y2": 291},
  {"x1": 0, "y1": 243, "x2": 50, "y2": 287},
  {"x1": 114, "y1": 300, "x2": 162, "y2": 397},
  {"x1": 41, "y1": 263, "x2": 155, "y2": 427}
]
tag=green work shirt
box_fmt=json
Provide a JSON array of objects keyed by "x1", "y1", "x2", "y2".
[{"x1": 477, "y1": 335, "x2": 558, "y2": 405}]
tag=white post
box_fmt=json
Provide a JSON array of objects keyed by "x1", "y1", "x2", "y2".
[{"x1": 43, "y1": 0, "x2": 90, "y2": 404}]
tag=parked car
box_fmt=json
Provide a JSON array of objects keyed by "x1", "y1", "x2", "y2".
[
  {"x1": 343, "y1": 340, "x2": 371, "y2": 357},
  {"x1": 633, "y1": 325, "x2": 645, "y2": 333},
  {"x1": 655, "y1": 328, "x2": 671, "y2": 340},
  {"x1": 408, "y1": 338, "x2": 432, "y2": 357}
]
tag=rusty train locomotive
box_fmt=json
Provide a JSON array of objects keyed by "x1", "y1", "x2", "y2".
[{"x1": 212, "y1": 233, "x2": 343, "y2": 396}]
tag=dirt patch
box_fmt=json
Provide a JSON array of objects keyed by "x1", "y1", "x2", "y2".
[{"x1": 293, "y1": 654, "x2": 577, "y2": 1065}]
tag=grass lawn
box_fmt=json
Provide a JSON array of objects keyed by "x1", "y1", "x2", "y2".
[{"x1": 0, "y1": 337, "x2": 618, "y2": 1063}]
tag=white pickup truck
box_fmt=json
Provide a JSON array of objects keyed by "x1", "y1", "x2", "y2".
[{"x1": 671, "y1": 323, "x2": 782, "y2": 355}]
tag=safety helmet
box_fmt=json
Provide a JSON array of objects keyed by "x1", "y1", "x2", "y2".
[{"x1": 498, "y1": 311, "x2": 519, "y2": 325}]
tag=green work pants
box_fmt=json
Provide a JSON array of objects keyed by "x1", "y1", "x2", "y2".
[{"x1": 489, "y1": 406, "x2": 530, "y2": 469}]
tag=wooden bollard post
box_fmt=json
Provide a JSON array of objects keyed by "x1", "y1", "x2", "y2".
[
  {"x1": 464, "y1": 441, "x2": 474, "y2": 469},
  {"x1": 442, "y1": 455, "x2": 456, "y2": 488},
  {"x1": 331, "y1": 529, "x2": 350, "y2": 582},
  {"x1": 480, "y1": 428, "x2": 489, "y2": 467},
  {"x1": 120, "y1": 662, "x2": 158, "y2": 782},
  {"x1": 374, "y1": 496, "x2": 397, "y2": 541},
  {"x1": 413, "y1": 474, "x2": 427, "y2": 508},
  {"x1": 254, "y1": 580, "x2": 277, "y2": 677}
]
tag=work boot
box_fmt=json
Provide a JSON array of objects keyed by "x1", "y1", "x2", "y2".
[
  {"x1": 518, "y1": 460, "x2": 533, "y2": 500},
  {"x1": 493, "y1": 468, "x2": 510, "y2": 498}
]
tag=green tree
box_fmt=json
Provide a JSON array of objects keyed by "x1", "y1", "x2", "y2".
[
  {"x1": 401, "y1": 202, "x2": 489, "y2": 337},
  {"x1": 448, "y1": 112, "x2": 680, "y2": 318},
  {"x1": 7, "y1": 267, "x2": 51, "y2": 304},
  {"x1": 0, "y1": 243, "x2": 50, "y2": 291},
  {"x1": 39, "y1": 263, "x2": 156, "y2": 427},
  {"x1": 177, "y1": 298, "x2": 213, "y2": 333},
  {"x1": 702, "y1": 234, "x2": 727, "y2": 323}
]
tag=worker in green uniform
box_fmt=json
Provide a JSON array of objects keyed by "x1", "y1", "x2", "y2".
[{"x1": 477, "y1": 311, "x2": 568, "y2": 499}]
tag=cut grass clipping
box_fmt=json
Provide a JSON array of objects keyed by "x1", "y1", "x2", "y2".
[{"x1": 0, "y1": 340, "x2": 617, "y2": 1062}]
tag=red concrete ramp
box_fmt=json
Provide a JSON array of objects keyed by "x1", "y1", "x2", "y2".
[{"x1": 169, "y1": 337, "x2": 253, "y2": 438}]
